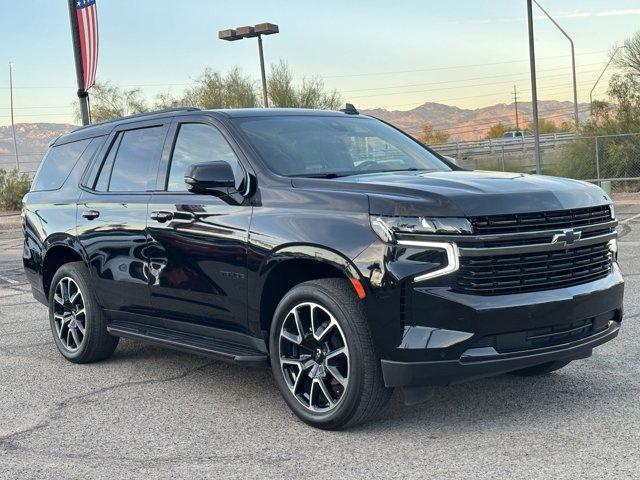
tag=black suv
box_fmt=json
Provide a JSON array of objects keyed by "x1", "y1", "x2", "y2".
[{"x1": 23, "y1": 108, "x2": 624, "y2": 429}]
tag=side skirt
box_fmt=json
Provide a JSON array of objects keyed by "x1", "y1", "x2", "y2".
[{"x1": 107, "y1": 321, "x2": 269, "y2": 367}]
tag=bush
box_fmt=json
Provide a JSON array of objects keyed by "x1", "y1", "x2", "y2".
[{"x1": 0, "y1": 168, "x2": 31, "y2": 211}]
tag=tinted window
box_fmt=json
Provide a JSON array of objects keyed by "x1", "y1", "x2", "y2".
[
  {"x1": 233, "y1": 116, "x2": 449, "y2": 177},
  {"x1": 94, "y1": 133, "x2": 122, "y2": 192},
  {"x1": 167, "y1": 123, "x2": 239, "y2": 191},
  {"x1": 108, "y1": 126, "x2": 165, "y2": 192},
  {"x1": 31, "y1": 139, "x2": 91, "y2": 191}
]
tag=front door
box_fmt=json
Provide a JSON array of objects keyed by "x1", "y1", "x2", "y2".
[
  {"x1": 146, "y1": 118, "x2": 252, "y2": 337},
  {"x1": 77, "y1": 120, "x2": 169, "y2": 324}
]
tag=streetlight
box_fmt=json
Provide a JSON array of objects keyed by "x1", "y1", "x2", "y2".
[
  {"x1": 8, "y1": 61, "x2": 19, "y2": 171},
  {"x1": 590, "y1": 45, "x2": 626, "y2": 116},
  {"x1": 533, "y1": 0, "x2": 579, "y2": 132},
  {"x1": 526, "y1": 0, "x2": 542, "y2": 174},
  {"x1": 219, "y1": 22, "x2": 279, "y2": 108}
]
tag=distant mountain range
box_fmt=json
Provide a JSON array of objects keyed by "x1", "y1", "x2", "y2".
[
  {"x1": 0, "y1": 100, "x2": 590, "y2": 172},
  {"x1": 362, "y1": 100, "x2": 590, "y2": 141},
  {"x1": 0, "y1": 123, "x2": 75, "y2": 172}
]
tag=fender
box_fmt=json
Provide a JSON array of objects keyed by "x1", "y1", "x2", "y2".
[
  {"x1": 248, "y1": 242, "x2": 369, "y2": 336},
  {"x1": 42, "y1": 233, "x2": 88, "y2": 266},
  {"x1": 259, "y1": 243, "x2": 363, "y2": 282}
]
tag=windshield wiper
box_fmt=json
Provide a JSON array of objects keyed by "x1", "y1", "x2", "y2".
[{"x1": 288, "y1": 172, "x2": 355, "y2": 179}]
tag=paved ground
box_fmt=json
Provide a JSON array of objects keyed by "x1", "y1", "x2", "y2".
[{"x1": 1, "y1": 205, "x2": 639, "y2": 479}]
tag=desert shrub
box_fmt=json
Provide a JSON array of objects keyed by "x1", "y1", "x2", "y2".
[{"x1": 0, "y1": 168, "x2": 31, "y2": 211}]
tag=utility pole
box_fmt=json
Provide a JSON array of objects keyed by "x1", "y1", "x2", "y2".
[
  {"x1": 8, "y1": 62, "x2": 19, "y2": 171},
  {"x1": 527, "y1": 0, "x2": 542, "y2": 175},
  {"x1": 513, "y1": 85, "x2": 520, "y2": 130}
]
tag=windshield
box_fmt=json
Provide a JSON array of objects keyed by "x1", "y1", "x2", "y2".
[{"x1": 232, "y1": 115, "x2": 451, "y2": 177}]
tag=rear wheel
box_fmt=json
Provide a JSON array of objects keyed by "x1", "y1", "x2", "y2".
[
  {"x1": 48, "y1": 262, "x2": 119, "y2": 363},
  {"x1": 510, "y1": 359, "x2": 572, "y2": 376},
  {"x1": 269, "y1": 278, "x2": 391, "y2": 430}
]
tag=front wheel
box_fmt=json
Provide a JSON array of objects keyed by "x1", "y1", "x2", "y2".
[{"x1": 269, "y1": 278, "x2": 391, "y2": 430}]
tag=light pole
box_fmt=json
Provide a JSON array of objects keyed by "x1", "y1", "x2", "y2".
[
  {"x1": 590, "y1": 46, "x2": 626, "y2": 116},
  {"x1": 8, "y1": 61, "x2": 19, "y2": 171},
  {"x1": 533, "y1": 0, "x2": 579, "y2": 132},
  {"x1": 219, "y1": 22, "x2": 279, "y2": 108},
  {"x1": 527, "y1": 0, "x2": 542, "y2": 174}
]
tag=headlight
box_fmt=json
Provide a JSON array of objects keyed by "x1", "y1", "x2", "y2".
[
  {"x1": 370, "y1": 215, "x2": 472, "y2": 243},
  {"x1": 369, "y1": 215, "x2": 464, "y2": 282},
  {"x1": 397, "y1": 239, "x2": 460, "y2": 282},
  {"x1": 609, "y1": 204, "x2": 616, "y2": 220}
]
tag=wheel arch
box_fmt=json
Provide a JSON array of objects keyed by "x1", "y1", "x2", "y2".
[
  {"x1": 256, "y1": 244, "x2": 367, "y2": 339},
  {"x1": 41, "y1": 236, "x2": 87, "y2": 298}
]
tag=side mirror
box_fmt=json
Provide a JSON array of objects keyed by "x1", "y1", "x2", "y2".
[{"x1": 184, "y1": 161, "x2": 236, "y2": 194}]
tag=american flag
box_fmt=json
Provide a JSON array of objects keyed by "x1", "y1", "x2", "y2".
[{"x1": 75, "y1": 0, "x2": 98, "y2": 91}]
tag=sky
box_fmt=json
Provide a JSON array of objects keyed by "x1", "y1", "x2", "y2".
[{"x1": 1, "y1": 0, "x2": 639, "y2": 126}]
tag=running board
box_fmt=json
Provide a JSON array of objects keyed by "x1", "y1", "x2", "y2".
[{"x1": 107, "y1": 323, "x2": 269, "y2": 367}]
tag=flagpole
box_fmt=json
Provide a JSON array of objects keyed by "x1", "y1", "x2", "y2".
[{"x1": 68, "y1": 0, "x2": 90, "y2": 125}]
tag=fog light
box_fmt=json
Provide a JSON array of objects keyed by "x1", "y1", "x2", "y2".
[{"x1": 608, "y1": 239, "x2": 618, "y2": 262}]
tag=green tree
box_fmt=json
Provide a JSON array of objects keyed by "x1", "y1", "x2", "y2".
[
  {"x1": 0, "y1": 168, "x2": 31, "y2": 211},
  {"x1": 527, "y1": 118, "x2": 572, "y2": 134},
  {"x1": 554, "y1": 70, "x2": 640, "y2": 183},
  {"x1": 268, "y1": 60, "x2": 341, "y2": 109},
  {"x1": 183, "y1": 67, "x2": 259, "y2": 109},
  {"x1": 417, "y1": 123, "x2": 450, "y2": 145},
  {"x1": 485, "y1": 122, "x2": 512, "y2": 139}
]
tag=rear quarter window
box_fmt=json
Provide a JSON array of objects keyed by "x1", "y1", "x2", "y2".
[{"x1": 31, "y1": 139, "x2": 92, "y2": 191}]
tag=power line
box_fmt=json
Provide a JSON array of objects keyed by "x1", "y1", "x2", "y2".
[
  {"x1": 0, "y1": 50, "x2": 610, "y2": 91},
  {"x1": 433, "y1": 106, "x2": 592, "y2": 136},
  {"x1": 0, "y1": 64, "x2": 607, "y2": 115},
  {"x1": 369, "y1": 72, "x2": 614, "y2": 110},
  {"x1": 320, "y1": 50, "x2": 608, "y2": 79},
  {"x1": 346, "y1": 68, "x2": 604, "y2": 100},
  {"x1": 340, "y1": 61, "x2": 607, "y2": 94}
]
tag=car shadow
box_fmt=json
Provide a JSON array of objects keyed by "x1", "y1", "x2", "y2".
[{"x1": 102, "y1": 338, "x2": 629, "y2": 436}]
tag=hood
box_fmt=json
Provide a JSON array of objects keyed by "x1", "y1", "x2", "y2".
[{"x1": 291, "y1": 170, "x2": 611, "y2": 217}]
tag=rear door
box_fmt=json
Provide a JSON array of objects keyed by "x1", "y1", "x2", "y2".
[
  {"x1": 77, "y1": 119, "x2": 170, "y2": 324},
  {"x1": 145, "y1": 115, "x2": 253, "y2": 338}
]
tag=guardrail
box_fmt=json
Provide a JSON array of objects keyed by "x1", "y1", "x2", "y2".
[{"x1": 432, "y1": 132, "x2": 576, "y2": 159}]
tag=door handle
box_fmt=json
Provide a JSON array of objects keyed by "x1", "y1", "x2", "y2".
[
  {"x1": 82, "y1": 210, "x2": 100, "y2": 220},
  {"x1": 150, "y1": 211, "x2": 173, "y2": 223}
]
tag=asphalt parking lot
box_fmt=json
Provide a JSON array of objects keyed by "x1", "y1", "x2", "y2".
[{"x1": 1, "y1": 204, "x2": 639, "y2": 480}]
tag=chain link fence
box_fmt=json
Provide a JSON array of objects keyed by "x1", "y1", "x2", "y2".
[
  {"x1": 0, "y1": 152, "x2": 44, "y2": 177},
  {"x1": 433, "y1": 132, "x2": 640, "y2": 193}
]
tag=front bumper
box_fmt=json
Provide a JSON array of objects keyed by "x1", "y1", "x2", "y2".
[
  {"x1": 382, "y1": 319, "x2": 619, "y2": 387},
  {"x1": 378, "y1": 264, "x2": 624, "y2": 388}
]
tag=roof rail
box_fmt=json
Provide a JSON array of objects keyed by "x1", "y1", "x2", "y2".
[{"x1": 73, "y1": 107, "x2": 201, "y2": 131}]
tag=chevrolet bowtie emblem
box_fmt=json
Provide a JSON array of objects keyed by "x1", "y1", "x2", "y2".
[{"x1": 551, "y1": 228, "x2": 582, "y2": 246}]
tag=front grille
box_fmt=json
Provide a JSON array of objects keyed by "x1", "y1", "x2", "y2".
[
  {"x1": 471, "y1": 205, "x2": 612, "y2": 235},
  {"x1": 456, "y1": 242, "x2": 613, "y2": 295},
  {"x1": 471, "y1": 311, "x2": 615, "y2": 353}
]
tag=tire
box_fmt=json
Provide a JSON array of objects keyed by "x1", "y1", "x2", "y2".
[
  {"x1": 510, "y1": 359, "x2": 572, "y2": 376},
  {"x1": 48, "y1": 261, "x2": 119, "y2": 363},
  {"x1": 269, "y1": 278, "x2": 392, "y2": 430}
]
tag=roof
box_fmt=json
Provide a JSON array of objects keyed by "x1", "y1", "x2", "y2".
[
  {"x1": 52, "y1": 107, "x2": 364, "y2": 146},
  {"x1": 211, "y1": 108, "x2": 358, "y2": 118}
]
